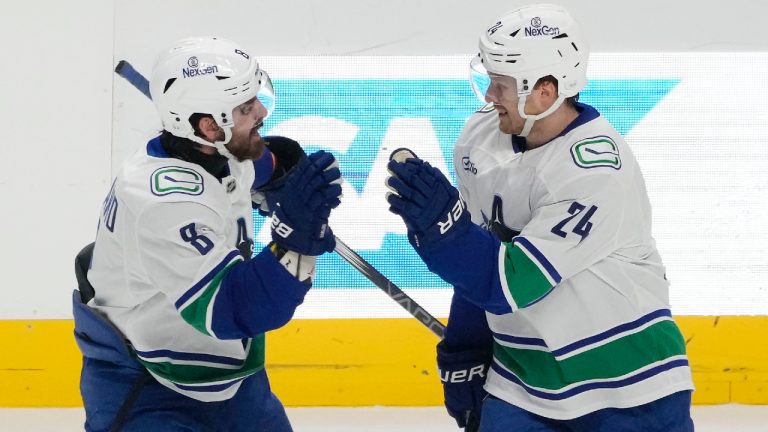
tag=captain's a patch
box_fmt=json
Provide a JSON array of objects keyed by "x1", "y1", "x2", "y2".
[{"x1": 570, "y1": 136, "x2": 621, "y2": 170}]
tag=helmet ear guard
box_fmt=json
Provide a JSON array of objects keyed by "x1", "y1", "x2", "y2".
[{"x1": 149, "y1": 37, "x2": 275, "y2": 158}]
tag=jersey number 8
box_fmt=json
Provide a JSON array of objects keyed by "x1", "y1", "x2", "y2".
[{"x1": 180, "y1": 223, "x2": 214, "y2": 255}]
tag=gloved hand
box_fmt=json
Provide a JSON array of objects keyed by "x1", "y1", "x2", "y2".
[
  {"x1": 263, "y1": 136, "x2": 306, "y2": 181},
  {"x1": 385, "y1": 157, "x2": 470, "y2": 249},
  {"x1": 251, "y1": 136, "x2": 307, "y2": 216},
  {"x1": 437, "y1": 340, "x2": 492, "y2": 431},
  {"x1": 270, "y1": 150, "x2": 342, "y2": 255}
]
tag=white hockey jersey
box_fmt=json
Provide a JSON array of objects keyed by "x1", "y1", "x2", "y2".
[
  {"x1": 453, "y1": 103, "x2": 694, "y2": 419},
  {"x1": 88, "y1": 138, "x2": 264, "y2": 402}
]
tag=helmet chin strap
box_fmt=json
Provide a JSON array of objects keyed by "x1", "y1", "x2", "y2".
[
  {"x1": 517, "y1": 94, "x2": 567, "y2": 138},
  {"x1": 188, "y1": 128, "x2": 237, "y2": 161}
]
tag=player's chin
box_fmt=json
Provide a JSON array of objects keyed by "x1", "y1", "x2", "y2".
[
  {"x1": 247, "y1": 137, "x2": 268, "y2": 160},
  {"x1": 498, "y1": 116, "x2": 516, "y2": 134}
]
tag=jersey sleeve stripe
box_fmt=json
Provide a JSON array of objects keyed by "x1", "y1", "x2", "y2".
[
  {"x1": 492, "y1": 332, "x2": 548, "y2": 348},
  {"x1": 512, "y1": 237, "x2": 562, "y2": 284},
  {"x1": 501, "y1": 243, "x2": 557, "y2": 308},
  {"x1": 492, "y1": 319, "x2": 687, "y2": 392},
  {"x1": 490, "y1": 356, "x2": 690, "y2": 401},
  {"x1": 497, "y1": 244, "x2": 519, "y2": 312},
  {"x1": 138, "y1": 334, "x2": 265, "y2": 386},
  {"x1": 552, "y1": 309, "x2": 673, "y2": 359},
  {"x1": 175, "y1": 250, "x2": 243, "y2": 310},
  {"x1": 177, "y1": 252, "x2": 243, "y2": 337},
  {"x1": 172, "y1": 376, "x2": 248, "y2": 393},
  {"x1": 135, "y1": 348, "x2": 246, "y2": 367}
]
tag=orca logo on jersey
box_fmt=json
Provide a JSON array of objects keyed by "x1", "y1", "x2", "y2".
[{"x1": 570, "y1": 136, "x2": 622, "y2": 170}]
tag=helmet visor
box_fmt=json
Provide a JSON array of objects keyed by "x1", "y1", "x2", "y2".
[
  {"x1": 469, "y1": 56, "x2": 491, "y2": 103},
  {"x1": 256, "y1": 69, "x2": 276, "y2": 119}
]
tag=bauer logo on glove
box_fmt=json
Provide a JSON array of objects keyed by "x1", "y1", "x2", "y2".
[
  {"x1": 438, "y1": 198, "x2": 467, "y2": 235},
  {"x1": 270, "y1": 210, "x2": 295, "y2": 239},
  {"x1": 439, "y1": 363, "x2": 487, "y2": 384}
]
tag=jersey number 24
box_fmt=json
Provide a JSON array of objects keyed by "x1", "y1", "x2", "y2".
[{"x1": 550, "y1": 202, "x2": 598, "y2": 240}]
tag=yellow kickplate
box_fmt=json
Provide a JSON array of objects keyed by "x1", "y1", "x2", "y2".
[{"x1": 1, "y1": 316, "x2": 767, "y2": 407}]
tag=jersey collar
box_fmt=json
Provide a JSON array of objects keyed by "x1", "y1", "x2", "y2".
[
  {"x1": 510, "y1": 102, "x2": 601, "y2": 153},
  {"x1": 146, "y1": 136, "x2": 169, "y2": 158},
  {"x1": 557, "y1": 102, "x2": 600, "y2": 138},
  {"x1": 146, "y1": 133, "x2": 231, "y2": 180}
]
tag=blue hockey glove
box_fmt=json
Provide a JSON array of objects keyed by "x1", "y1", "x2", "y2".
[
  {"x1": 270, "y1": 150, "x2": 343, "y2": 255},
  {"x1": 437, "y1": 340, "x2": 492, "y2": 431},
  {"x1": 386, "y1": 157, "x2": 470, "y2": 249}
]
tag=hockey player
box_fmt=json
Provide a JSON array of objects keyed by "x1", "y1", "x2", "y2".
[
  {"x1": 386, "y1": 4, "x2": 694, "y2": 431},
  {"x1": 72, "y1": 37, "x2": 343, "y2": 431}
]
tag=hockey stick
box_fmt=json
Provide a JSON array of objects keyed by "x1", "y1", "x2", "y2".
[
  {"x1": 115, "y1": 61, "x2": 151, "y2": 99},
  {"x1": 114, "y1": 60, "x2": 446, "y2": 338},
  {"x1": 332, "y1": 239, "x2": 445, "y2": 338}
]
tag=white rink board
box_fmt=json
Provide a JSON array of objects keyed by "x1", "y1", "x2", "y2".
[{"x1": 5, "y1": 0, "x2": 768, "y2": 321}]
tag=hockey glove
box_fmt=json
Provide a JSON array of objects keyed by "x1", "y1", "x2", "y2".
[
  {"x1": 270, "y1": 150, "x2": 343, "y2": 256},
  {"x1": 386, "y1": 157, "x2": 470, "y2": 249},
  {"x1": 437, "y1": 340, "x2": 492, "y2": 431},
  {"x1": 251, "y1": 136, "x2": 307, "y2": 215}
]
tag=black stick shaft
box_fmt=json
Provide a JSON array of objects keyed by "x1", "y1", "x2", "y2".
[{"x1": 334, "y1": 239, "x2": 445, "y2": 338}]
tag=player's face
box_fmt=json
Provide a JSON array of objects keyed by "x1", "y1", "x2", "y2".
[
  {"x1": 225, "y1": 97, "x2": 269, "y2": 161},
  {"x1": 485, "y1": 74, "x2": 530, "y2": 135}
]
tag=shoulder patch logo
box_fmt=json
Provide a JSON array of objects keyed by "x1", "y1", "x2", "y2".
[
  {"x1": 570, "y1": 136, "x2": 621, "y2": 170},
  {"x1": 151, "y1": 166, "x2": 204, "y2": 196},
  {"x1": 476, "y1": 103, "x2": 495, "y2": 113}
]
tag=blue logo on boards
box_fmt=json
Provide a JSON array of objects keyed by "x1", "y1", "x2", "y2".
[{"x1": 254, "y1": 78, "x2": 678, "y2": 289}]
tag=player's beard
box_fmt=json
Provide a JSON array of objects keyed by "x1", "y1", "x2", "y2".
[{"x1": 223, "y1": 126, "x2": 268, "y2": 161}]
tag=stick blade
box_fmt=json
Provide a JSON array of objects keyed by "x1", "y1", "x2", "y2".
[{"x1": 114, "y1": 60, "x2": 152, "y2": 100}]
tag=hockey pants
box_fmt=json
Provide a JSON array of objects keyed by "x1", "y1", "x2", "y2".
[
  {"x1": 73, "y1": 273, "x2": 292, "y2": 431},
  {"x1": 478, "y1": 390, "x2": 694, "y2": 432}
]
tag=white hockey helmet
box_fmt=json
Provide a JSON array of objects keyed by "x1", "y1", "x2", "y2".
[
  {"x1": 150, "y1": 36, "x2": 275, "y2": 158},
  {"x1": 470, "y1": 4, "x2": 589, "y2": 136}
]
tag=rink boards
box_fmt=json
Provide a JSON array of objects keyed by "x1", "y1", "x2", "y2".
[
  {"x1": 1, "y1": 316, "x2": 767, "y2": 407},
  {"x1": 3, "y1": 53, "x2": 767, "y2": 407}
]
